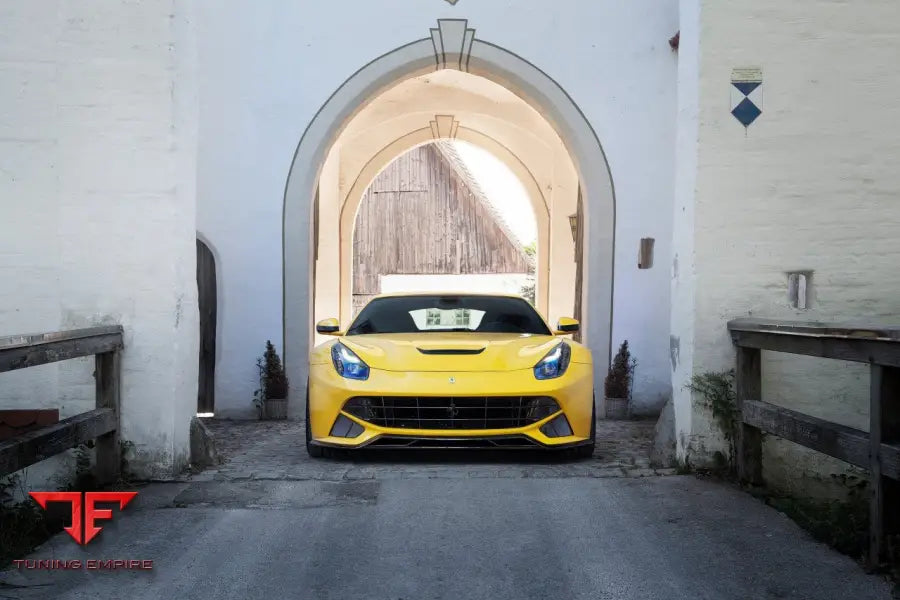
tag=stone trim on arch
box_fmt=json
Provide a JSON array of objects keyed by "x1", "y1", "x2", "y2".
[
  {"x1": 283, "y1": 18, "x2": 615, "y2": 419},
  {"x1": 431, "y1": 19, "x2": 475, "y2": 71},
  {"x1": 429, "y1": 115, "x2": 460, "y2": 139}
]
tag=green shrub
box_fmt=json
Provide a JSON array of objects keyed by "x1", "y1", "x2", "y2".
[
  {"x1": 604, "y1": 340, "x2": 635, "y2": 398},
  {"x1": 255, "y1": 340, "x2": 289, "y2": 401}
]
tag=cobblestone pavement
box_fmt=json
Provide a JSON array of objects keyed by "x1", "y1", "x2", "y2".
[{"x1": 197, "y1": 417, "x2": 674, "y2": 482}]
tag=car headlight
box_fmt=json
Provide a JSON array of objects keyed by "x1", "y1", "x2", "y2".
[
  {"x1": 331, "y1": 342, "x2": 370, "y2": 380},
  {"x1": 533, "y1": 342, "x2": 571, "y2": 380}
]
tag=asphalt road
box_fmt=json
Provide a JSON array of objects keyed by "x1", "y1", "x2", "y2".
[{"x1": 0, "y1": 475, "x2": 892, "y2": 600}]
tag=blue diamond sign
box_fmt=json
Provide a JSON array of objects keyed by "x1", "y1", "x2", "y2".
[{"x1": 731, "y1": 67, "x2": 763, "y2": 128}]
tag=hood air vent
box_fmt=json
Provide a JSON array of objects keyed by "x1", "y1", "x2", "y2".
[{"x1": 416, "y1": 347, "x2": 485, "y2": 355}]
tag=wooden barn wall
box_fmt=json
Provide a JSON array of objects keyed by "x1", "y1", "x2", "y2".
[{"x1": 352, "y1": 144, "x2": 531, "y2": 300}]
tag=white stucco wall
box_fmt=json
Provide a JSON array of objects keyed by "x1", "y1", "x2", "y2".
[
  {"x1": 670, "y1": 0, "x2": 700, "y2": 458},
  {"x1": 196, "y1": 0, "x2": 679, "y2": 418},
  {"x1": 0, "y1": 1, "x2": 199, "y2": 479},
  {"x1": 672, "y1": 0, "x2": 900, "y2": 482}
]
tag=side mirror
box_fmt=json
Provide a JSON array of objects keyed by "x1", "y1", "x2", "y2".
[
  {"x1": 555, "y1": 317, "x2": 579, "y2": 335},
  {"x1": 316, "y1": 318, "x2": 342, "y2": 335}
]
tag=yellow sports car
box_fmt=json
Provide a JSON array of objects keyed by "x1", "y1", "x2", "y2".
[{"x1": 305, "y1": 292, "x2": 595, "y2": 457}]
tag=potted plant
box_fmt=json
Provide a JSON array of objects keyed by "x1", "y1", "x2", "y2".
[
  {"x1": 604, "y1": 340, "x2": 636, "y2": 419},
  {"x1": 253, "y1": 341, "x2": 289, "y2": 420}
]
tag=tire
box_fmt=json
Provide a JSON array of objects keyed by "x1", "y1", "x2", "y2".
[
  {"x1": 574, "y1": 395, "x2": 596, "y2": 459},
  {"x1": 305, "y1": 381, "x2": 325, "y2": 458}
]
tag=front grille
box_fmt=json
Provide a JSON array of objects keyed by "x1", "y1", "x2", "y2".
[
  {"x1": 367, "y1": 435, "x2": 540, "y2": 449},
  {"x1": 342, "y1": 396, "x2": 560, "y2": 430}
]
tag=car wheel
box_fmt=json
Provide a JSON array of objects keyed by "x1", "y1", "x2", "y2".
[
  {"x1": 574, "y1": 395, "x2": 596, "y2": 459},
  {"x1": 305, "y1": 381, "x2": 325, "y2": 458}
]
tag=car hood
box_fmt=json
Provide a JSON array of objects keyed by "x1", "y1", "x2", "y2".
[{"x1": 338, "y1": 332, "x2": 568, "y2": 372}]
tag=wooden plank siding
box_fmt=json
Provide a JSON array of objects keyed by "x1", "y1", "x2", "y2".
[
  {"x1": 0, "y1": 408, "x2": 117, "y2": 476},
  {"x1": 352, "y1": 143, "x2": 531, "y2": 310},
  {"x1": 0, "y1": 326, "x2": 123, "y2": 372}
]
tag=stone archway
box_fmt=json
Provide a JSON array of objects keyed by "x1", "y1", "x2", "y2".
[
  {"x1": 337, "y1": 127, "x2": 551, "y2": 323},
  {"x1": 284, "y1": 18, "x2": 615, "y2": 418}
]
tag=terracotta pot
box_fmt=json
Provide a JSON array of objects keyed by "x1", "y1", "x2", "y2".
[
  {"x1": 605, "y1": 397, "x2": 629, "y2": 420},
  {"x1": 262, "y1": 398, "x2": 288, "y2": 420}
]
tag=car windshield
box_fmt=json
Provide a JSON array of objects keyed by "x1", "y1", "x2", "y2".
[{"x1": 345, "y1": 295, "x2": 552, "y2": 336}]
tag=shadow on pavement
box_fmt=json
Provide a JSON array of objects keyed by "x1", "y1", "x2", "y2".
[{"x1": 317, "y1": 447, "x2": 594, "y2": 465}]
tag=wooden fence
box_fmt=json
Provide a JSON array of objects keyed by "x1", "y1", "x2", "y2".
[
  {"x1": 727, "y1": 318, "x2": 900, "y2": 567},
  {"x1": 0, "y1": 326, "x2": 123, "y2": 483}
]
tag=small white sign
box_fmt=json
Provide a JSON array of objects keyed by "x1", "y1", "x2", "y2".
[{"x1": 731, "y1": 67, "x2": 763, "y2": 83}]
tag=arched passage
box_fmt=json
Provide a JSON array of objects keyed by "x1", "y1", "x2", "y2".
[
  {"x1": 284, "y1": 19, "x2": 615, "y2": 417},
  {"x1": 338, "y1": 127, "x2": 551, "y2": 323},
  {"x1": 196, "y1": 236, "x2": 218, "y2": 415}
]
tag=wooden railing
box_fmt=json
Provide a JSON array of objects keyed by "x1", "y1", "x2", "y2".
[
  {"x1": 0, "y1": 326, "x2": 123, "y2": 483},
  {"x1": 728, "y1": 318, "x2": 900, "y2": 567}
]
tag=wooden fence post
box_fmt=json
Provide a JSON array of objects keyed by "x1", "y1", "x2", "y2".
[
  {"x1": 94, "y1": 348, "x2": 121, "y2": 484},
  {"x1": 736, "y1": 346, "x2": 763, "y2": 485},
  {"x1": 869, "y1": 364, "x2": 900, "y2": 567}
]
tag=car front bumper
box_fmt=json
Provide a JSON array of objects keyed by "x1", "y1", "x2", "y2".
[{"x1": 308, "y1": 361, "x2": 594, "y2": 449}]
